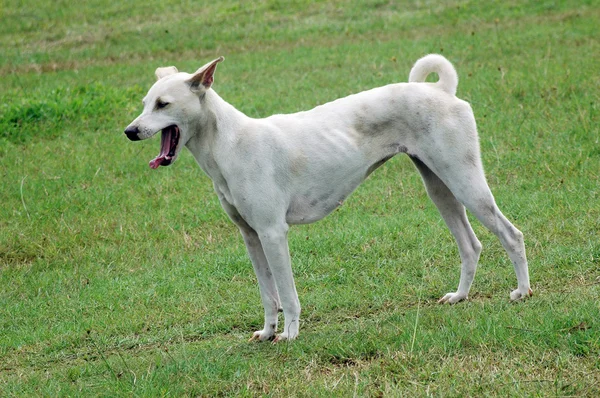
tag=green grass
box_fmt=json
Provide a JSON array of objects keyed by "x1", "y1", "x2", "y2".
[{"x1": 1, "y1": 0, "x2": 599, "y2": 395}]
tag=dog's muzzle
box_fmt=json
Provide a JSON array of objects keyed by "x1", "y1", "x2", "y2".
[{"x1": 124, "y1": 126, "x2": 141, "y2": 141}]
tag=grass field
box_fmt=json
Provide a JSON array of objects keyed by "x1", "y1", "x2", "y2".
[{"x1": 1, "y1": 0, "x2": 599, "y2": 396}]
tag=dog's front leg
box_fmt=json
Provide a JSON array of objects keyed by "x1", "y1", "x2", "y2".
[
  {"x1": 257, "y1": 225, "x2": 301, "y2": 342},
  {"x1": 216, "y1": 193, "x2": 281, "y2": 341},
  {"x1": 241, "y1": 229, "x2": 282, "y2": 342}
]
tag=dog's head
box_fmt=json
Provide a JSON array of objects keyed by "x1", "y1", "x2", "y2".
[{"x1": 124, "y1": 56, "x2": 224, "y2": 169}]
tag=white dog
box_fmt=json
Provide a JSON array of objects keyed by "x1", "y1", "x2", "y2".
[{"x1": 125, "y1": 54, "x2": 532, "y2": 342}]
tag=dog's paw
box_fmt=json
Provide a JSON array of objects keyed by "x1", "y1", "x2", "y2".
[
  {"x1": 272, "y1": 331, "x2": 298, "y2": 344},
  {"x1": 510, "y1": 287, "x2": 533, "y2": 301},
  {"x1": 248, "y1": 329, "x2": 276, "y2": 342},
  {"x1": 438, "y1": 292, "x2": 468, "y2": 304}
]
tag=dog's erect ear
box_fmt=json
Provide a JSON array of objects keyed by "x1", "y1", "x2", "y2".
[
  {"x1": 186, "y1": 56, "x2": 224, "y2": 92},
  {"x1": 155, "y1": 66, "x2": 179, "y2": 80}
]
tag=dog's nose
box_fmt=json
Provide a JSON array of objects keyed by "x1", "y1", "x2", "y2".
[{"x1": 124, "y1": 126, "x2": 141, "y2": 141}]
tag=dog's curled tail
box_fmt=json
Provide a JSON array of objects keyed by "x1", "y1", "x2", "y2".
[{"x1": 408, "y1": 54, "x2": 458, "y2": 96}]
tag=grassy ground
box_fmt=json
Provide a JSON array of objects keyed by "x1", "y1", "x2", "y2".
[{"x1": 1, "y1": 0, "x2": 599, "y2": 396}]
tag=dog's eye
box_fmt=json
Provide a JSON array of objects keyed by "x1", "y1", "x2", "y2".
[{"x1": 156, "y1": 100, "x2": 169, "y2": 109}]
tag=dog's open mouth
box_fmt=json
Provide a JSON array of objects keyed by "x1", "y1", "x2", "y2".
[{"x1": 149, "y1": 125, "x2": 180, "y2": 169}]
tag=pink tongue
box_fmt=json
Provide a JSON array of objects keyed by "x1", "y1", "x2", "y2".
[{"x1": 149, "y1": 129, "x2": 171, "y2": 169}]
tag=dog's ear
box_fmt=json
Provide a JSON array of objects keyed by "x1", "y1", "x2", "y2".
[
  {"x1": 155, "y1": 66, "x2": 179, "y2": 80},
  {"x1": 187, "y1": 56, "x2": 224, "y2": 92}
]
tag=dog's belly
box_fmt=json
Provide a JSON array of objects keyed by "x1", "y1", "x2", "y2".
[
  {"x1": 285, "y1": 160, "x2": 379, "y2": 225},
  {"x1": 286, "y1": 186, "x2": 356, "y2": 224},
  {"x1": 283, "y1": 140, "x2": 404, "y2": 225}
]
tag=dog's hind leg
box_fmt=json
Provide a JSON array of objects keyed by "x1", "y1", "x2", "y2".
[
  {"x1": 419, "y1": 150, "x2": 532, "y2": 301},
  {"x1": 410, "y1": 156, "x2": 483, "y2": 303},
  {"x1": 458, "y1": 184, "x2": 531, "y2": 301}
]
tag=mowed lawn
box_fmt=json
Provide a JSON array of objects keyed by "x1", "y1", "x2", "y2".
[{"x1": 1, "y1": 0, "x2": 599, "y2": 396}]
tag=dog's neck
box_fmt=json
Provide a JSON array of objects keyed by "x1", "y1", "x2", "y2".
[{"x1": 185, "y1": 89, "x2": 247, "y2": 182}]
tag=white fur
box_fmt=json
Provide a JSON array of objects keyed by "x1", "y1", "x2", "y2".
[
  {"x1": 125, "y1": 54, "x2": 532, "y2": 342},
  {"x1": 409, "y1": 53, "x2": 458, "y2": 95}
]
